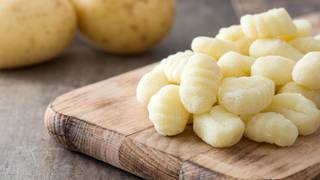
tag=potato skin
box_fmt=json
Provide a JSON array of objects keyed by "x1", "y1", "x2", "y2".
[
  {"x1": 71, "y1": 0, "x2": 175, "y2": 54},
  {"x1": 0, "y1": 0, "x2": 76, "y2": 69}
]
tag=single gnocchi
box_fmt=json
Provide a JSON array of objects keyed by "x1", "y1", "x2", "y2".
[
  {"x1": 219, "y1": 76, "x2": 275, "y2": 115},
  {"x1": 180, "y1": 53, "x2": 222, "y2": 114},
  {"x1": 136, "y1": 65, "x2": 170, "y2": 104},
  {"x1": 245, "y1": 112, "x2": 298, "y2": 147},
  {"x1": 249, "y1": 39, "x2": 303, "y2": 61},
  {"x1": 279, "y1": 82, "x2": 320, "y2": 108},
  {"x1": 216, "y1": 25, "x2": 244, "y2": 41},
  {"x1": 217, "y1": 52, "x2": 255, "y2": 77},
  {"x1": 266, "y1": 93, "x2": 320, "y2": 136},
  {"x1": 292, "y1": 52, "x2": 320, "y2": 90},
  {"x1": 289, "y1": 37, "x2": 320, "y2": 53},
  {"x1": 147, "y1": 85, "x2": 190, "y2": 136},
  {"x1": 251, "y1": 56, "x2": 295, "y2": 85},
  {"x1": 193, "y1": 105, "x2": 245, "y2": 148},
  {"x1": 161, "y1": 50, "x2": 194, "y2": 83},
  {"x1": 281, "y1": 19, "x2": 312, "y2": 40},
  {"x1": 240, "y1": 8, "x2": 296, "y2": 38},
  {"x1": 191, "y1": 37, "x2": 238, "y2": 59}
]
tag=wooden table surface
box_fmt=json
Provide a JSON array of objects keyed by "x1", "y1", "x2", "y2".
[{"x1": 0, "y1": 0, "x2": 319, "y2": 180}]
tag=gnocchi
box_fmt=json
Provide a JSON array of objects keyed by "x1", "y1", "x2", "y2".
[
  {"x1": 217, "y1": 52, "x2": 255, "y2": 77},
  {"x1": 193, "y1": 105, "x2": 245, "y2": 148},
  {"x1": 180, "y1": 53, "x2": 222, "y2": 114},
  {"x1": 281, "y1": 19, "x2": 312, "y2": 40},
  {"x1": 191, "y1": 37, "x2": 238, "y2": 59},
  {"x1": 216, "y1": 25, "x2": 244, "y2": 41},
  {"x1": 279, "y1": 82, "x2": 320, "y2": 108},
  {"x1": 266, "y1": 93, "x2": 320, "y2": 135},
  {"x1": 240, "y1": 8, "x2": 296, "y2": 38},
  {"x1": 251, "y1": 56, "x2": 295, "y2": 85},
  {"x1": 235, "y1": 36, "x2": 254, "y2": 55},
  {"x1": 161, "y1": 50, "x2": 194, "y2": 83},
  {"x1": 292, "y1": 52, "x2": 320, "y2": 90},
  {"x1": 136, "y1": 65, "x2": 170, "y2": 104},
  {"x1": 249, "y1": 39, "x2": 303, "y2": 61},
  {"x1": 219, "y1": 76, "x2": 275, "y2": 115},
  {"x1": 245, "y1": 112, "x2": 298, "y2": 147},
  {"x1": 147, "y1": 85, "x2": 190, "y2": 136},
  {"x1": 289, "y1": 37, "x2": 320, "y2": 53}
]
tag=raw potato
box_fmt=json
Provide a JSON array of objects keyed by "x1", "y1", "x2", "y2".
[
  {"x1": 289, "y1": 37, "x2": 320, "y2": 53},
  {"x1": 266, "y1": 93, "x2": 320, "y2": 135},
  {"x1": 217, "y1": 52, "x2": 255, "y2": 77},
  {"x1": 191, "y1": 37, "x2": 238, "y2": 59},
  {"x1": 148, "y1": 85, "x2": 190, "y2": 136},
  {"x1": 292, "y1": 52, "x2": 320, "y2": 90},
  {"x1": 71, "y1": 0, "x2": 175, "y2": 54},
  {"x1": 161, "y1": 50, "x2": 194, "y2": 84},
  {"x1": 281, "y1": 19, "x2": 312, "y2": 40},
  {"x1": 240, "y1": 8, "x2": 296, "y2": 38},
  {"x1": 180, "y1": 53, "x2": 222, "y2": 114},
  {"x1": 249, "y1": 39, "x2": 303, "y2": 61},
  {"x1": 136, "y1": 65, "x2": 170, "y2": 104},
  {"x1": 245, "y1": 112, "x2": 298, "y2": 147},
  {"x1": 193, "y1": 105, "x2": 245, "y2": 148},
  {"x1": 0, "y1": 0, "x2": 76, "y2": 68},
  {"x1": 279, "y1": 82, "x2": 320, "y2": 108},
  {"x1": 219, "y1": 76, "x2": 275, "y2": 115},
  {"x1": 251, "y1": 56, "x2": 295, "y2": 85}
]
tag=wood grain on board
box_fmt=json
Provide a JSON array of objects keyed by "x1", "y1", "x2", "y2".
[{"x1": 45, "y1": 63, "x2": 320, "y2": 179}]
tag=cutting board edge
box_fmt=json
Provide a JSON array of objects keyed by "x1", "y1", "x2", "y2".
[{"x1": 44, "y1": 103, "x2": 234, "y2": 180}]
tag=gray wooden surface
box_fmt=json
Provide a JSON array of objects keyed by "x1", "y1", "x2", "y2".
[{"x1": 0, "y1": 0, "x2": 238, "y2": 180}]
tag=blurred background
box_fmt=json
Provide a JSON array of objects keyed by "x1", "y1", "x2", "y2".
[{"x1": 0, "y1": 0, "x2": 320, "y2": 180}]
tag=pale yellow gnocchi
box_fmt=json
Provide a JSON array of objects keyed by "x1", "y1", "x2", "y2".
[
  {"x1": 292, "y1": 52, "x2": 320, "y2": 90},
  {"x1": 266, "y1": 93, "x2": 320, "y2": 135},
  {"x1": 245, "y1": 112, "x2": 298, "y2": 147},
  {"x1": 191, "y1": 37, "x2": 238, "y2": 59},
  {"x1": 289, "y1": 37, "x2": 320, "y2": 53},
  {"x1": 240, "y1": 8, "x2": 296, "y2": 38},
  {"x1": 281, "y1": 19, "x2": 312, "y2": 40},
  {"x1": 219, "y1": 76, "x2": 275, "y2": 115},
  {"x1": 216, "y1": 25, "x2": 244, "y2": 41},
  {"x1": 251, "y1": 56, "x2": 295, "y2": 85},
  {"x1": 193, "y1": 105, "x2": 245, "y2": 148},
  {"x1": 180, "y1": 53, "x2": 222, "y2": 114},
  {"x1": 249, "y1": 39, "x2": 303, "y2": 61},
  {"x1": 147, "y1": 85, "x2": 190, "y2": 136},
  {"x1": 235, "y1": 36, "x2": 254, "y2": 55},
  {"x1": 217, "y1": 52, "x2": 255, "y2": 77},
  {"x1": 136, "y1": 65, "x2": 170, "y2": 104},
  {"x1": 279, "y1": 82, "x2": 320, "y2": 108},
  {"x1": 161, "y1": 50, "x2": 194, "y2": 84}
]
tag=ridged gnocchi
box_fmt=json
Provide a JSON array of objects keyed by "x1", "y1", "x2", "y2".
[
  {"x1": 148, "y1": 85, "x2": 190, "y2": 136},
  {"x1": 217, "y1": 52, "x2": 255, "y2": 77},
  {"x1": 161, "y1": 50, "x2": 194, "y2": 83},
  {"x1": 245, "y1": 112, "x2": 298, "y2": 147},
  {"x1": 251, "y1": 56, "x2": 295, "y2": 85},
  {"x1": 136, "y1": 65, "x2": 170, "y2": 104},
  {"x1": 281, "y1": 19, "x2": 312, "y2": 40},
  {"x1": 191, "y1": 37, "x2": 238, "y2": 59},
  {"x1": 266, "y1": 93, "x2": 320, "y2": 135},
  {"x1": 193, "y1": 105, "x2": 245, "y2": 148},
  {"x1": 240, "y1": 8, "x2": 296, "y2": 38},
  {"x1": 219, "y1": 76, "x2": 275, "y2": 115},
  {"x1": 292, "y1": 52, "x2": 320, "y2": 90},
  {"x1": 279, "y1": 82, "x2": 320, "y2": 108},
  {"x1": 235, "y1": 36, "x2": 254, "y2": 55},
  {"x1": 216, "y1": 25, "x2": 244, "y2": 41},
  {"x1": 249, "y1": 39, "x2": 303, "y2": 61},
  {"x1": 180, "y1": 53, "x2": 222, "y2": 114},
  {"x1": 289, "y1": 37, "x2": 320, "y2": 53}
]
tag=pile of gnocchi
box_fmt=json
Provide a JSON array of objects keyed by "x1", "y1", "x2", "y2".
[{"x1": 136, "y1": 8, "x2": 320, "y2": 148}]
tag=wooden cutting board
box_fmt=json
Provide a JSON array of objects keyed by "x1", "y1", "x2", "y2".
[
  {"x1": 44, "y1": 63, "x2": 320, "y2": 180},
  {"x1": 45, "y1": 12, "x2": 320, "y2": 179}
]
